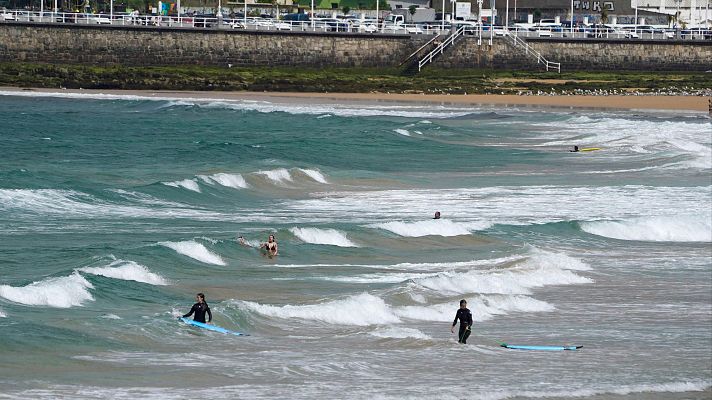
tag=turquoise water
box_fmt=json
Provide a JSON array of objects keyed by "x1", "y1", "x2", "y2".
[{"x1": 0, "y1": 91, "x2": 710, "y2": 399}]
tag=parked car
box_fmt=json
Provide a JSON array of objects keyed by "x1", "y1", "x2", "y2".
[{"x1": 682, "y1": 28, "x2": 712, "y2": 40}]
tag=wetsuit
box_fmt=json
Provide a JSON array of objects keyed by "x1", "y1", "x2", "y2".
[
  {"x1": 183, "y1": 302, "x2": 212, "y2": 323},
  {"x1": 452, "y1": 307, "x2": 473, "y2": 344}
]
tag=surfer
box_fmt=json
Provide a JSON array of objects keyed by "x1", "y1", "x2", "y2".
[
  {"x1": 237, "y1": 235, "x2": 250, "y2": 247},
  {"x1": 570, "y1": 146, "x2": 580, "y2": 152},
  {"x1": 260, "y1": 235, "x2": 278, "y2": 257},
  {"x1": 433, "y1": 211, "x2": 441, "y2": 219},
  {"x1": 451, "y1": 299, "x2": 473, "y2": 344},
  {"x1": 180, "y1": 293, "x2": 212, "y2": 324}
]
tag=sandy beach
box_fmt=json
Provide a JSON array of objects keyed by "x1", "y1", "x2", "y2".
[{"x1": 2, "y1": 87, "x2": 710, "y2": 113}]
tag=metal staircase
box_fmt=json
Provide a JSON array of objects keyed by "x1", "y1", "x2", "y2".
[
  {"x1": 417, "y1": 26, "x2": 466, "y2": 72},
  {"x1": 502, "y1": 31, "x2": 561, "y2": 73}
]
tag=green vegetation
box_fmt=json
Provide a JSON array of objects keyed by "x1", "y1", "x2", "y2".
[{"x1": 0, "y1": 63, "x2": 709, "y2": 94}]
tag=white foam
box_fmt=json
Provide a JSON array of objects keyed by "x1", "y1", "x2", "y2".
[
  {"x1": 412, "y1": 250, "x2": 591, "y2": 296},
  {"x1": 0, "y1": 273, "x2": 94, "y2": 308},
  {"x1": 581, "y1": 215, "x2": 712, "y2": 242},
  {"x1": 394, "y1": 128, "x2": 411, "y2": 136},
  {"x1": 373, "y1": 219, "x2": 472, "y2": 237},
  {"x1": 160, "y1": 241, "x2": 226, "y2": 266},
  {"x1": 478, "y1": 380, "x2": 712, "y2": 400},
  {"x1": 197, "y1": 173, "x2": 249, "y2": 189},
  {"x1": 100, "y1": 314, "x2": 121, "y2": 320},
  {"x1": 395, "y1": 295, "x2": 554, "y2": 323},
  {"x1": 368, "y1": 327, "x2": 431, "y2": 340},
  {"x1": 235, "y1": 293, "x2": 401, "y2": 326},
  {"x1": 161, "y1": 179, "x2": 201, "y2": 193},
  {"x1": 289, "y1": 227, "x2": 358, "y2": 247},
  {"x1": 297, "y1": 168, "x2": 328, "y2": 184},
  {"x1": 256, "y1": 168, "x2": 293, "y2": 184},
  {"x1": 79, "y1": 260, "x2": 168, "y2": 285},
  {"x1": 0, "y1": 308, "x2": 6, "y2": 318}
]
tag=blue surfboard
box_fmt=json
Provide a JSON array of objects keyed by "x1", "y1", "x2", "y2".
[
  {"x1": 179, "y1": 317, "x2": 249, "y2": 336},
  {"x1": 501, "y1": 343, "x2": 582, "y2": 351}
]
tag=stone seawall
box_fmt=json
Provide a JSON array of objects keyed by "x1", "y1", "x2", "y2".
[
  {"x1": 435, "y1": 37, "x2": 712, "y2": 71},
  {"x1": 0, "y1": 23, "x2": 429, "y2": 67},
  {"x1": 0, "y1": 23, "x2": 711, "y2": 71}
]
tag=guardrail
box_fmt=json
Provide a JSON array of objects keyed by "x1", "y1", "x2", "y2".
[
  {"x1": 418, "y1": 26, "x2": 466, "y2": 71},
  {"x1": 1, "y1": 11, "x2": 710, "y2": 41},
  {"x1": 504, "y1": 30, "x2": 561, "y2": 73}
]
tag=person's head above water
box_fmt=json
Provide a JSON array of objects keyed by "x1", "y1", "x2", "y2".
[
  {"x1": 268, "y1": 235, "x2": 275, "y2": 243},
  {"x1": 459, "y1": 299, "x2": 467, "y2": 308},
  {"x1": 196, "y1": 293, "x2": 205, "y2": 303},
  {"x1": 434, "y1": 211, "x2": 441, "y2": 219}
]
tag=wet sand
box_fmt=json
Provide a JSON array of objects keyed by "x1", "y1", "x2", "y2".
[{"x1": 2, "y1": 87, "x2": 710, "y2": 113}]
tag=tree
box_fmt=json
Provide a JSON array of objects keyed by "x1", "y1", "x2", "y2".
[
  {"x1": 533, "y1": 8, "x2": 541, "y2": 21},
  {"x1": 342, "y1": 5, "x2": 350, "y2": 15},
  {"x1": 408, "y1": 5, "x2": 416, "y2": 22},
  {"x1": 600, "y1": 7, "x2": 608, "y2": 24}
]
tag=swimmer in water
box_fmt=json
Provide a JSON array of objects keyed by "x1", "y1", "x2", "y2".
[{"x1": 260, "y1": 235, "x2": 278, "y2": 257}]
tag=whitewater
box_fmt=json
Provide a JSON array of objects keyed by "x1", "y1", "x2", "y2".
[{"x1": 0, "y1": 93, "x2": 710, "y2": 400}]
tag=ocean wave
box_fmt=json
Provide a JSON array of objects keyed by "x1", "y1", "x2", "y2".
[
  {"x1": 79, "y1": 260, "x2": 169, "y2": 285},
  {"x1": 162, "y1": 179, "x2": 201, "y2": 193},
  {"x1": 197, "y1": 173, "x2": 249, "y2": 189},
  {"x1": 395, "y1": 295, "x2": 554, "y2": 322},
  {"x1": 0, "y1": 308, "x2": 6, "y2": 318},
  {"x1": 256, "y1": 168, "x2": 293, "y2": 184},
  {"x1": 540, "y1": 116, "x2": 712, "y2": 170},
  {"x1": 411, "y1": 249, "x2": 591, "y2": 296},
  {"x1": 289, "y1": 227, "x2": 358, "y2": 247},
  {"x1": 160, "y1": 241, "x2": 226, "y2": 266},
  {"x1": 296, "y1": 168, "x2": 328, "y2": 184},
  {"x1": 372, "y1": 219, "x2": 472, "y2": 237},
  {"x1": 0, "y1": 273, "x2": 94, "y2": 308},
  {"x1": 581, "y1": 215, "x2": 712, "y2": 242},
  {"x1": 368, "y1": 327, "x2": 431, "y2": 340},
  {"x1": 0, "y1": 188, "x2": 226, "y2": 222},
  {"x1": 394, "y1": 129, "x2": 411, "y2": 137},
  {"x1": 234, "y1": 293, "x2": 401, "y2": 326}
]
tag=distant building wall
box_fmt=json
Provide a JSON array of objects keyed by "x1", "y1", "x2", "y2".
[{"x1": 0, "y1": 23, "x2": 710, "y2": 71}]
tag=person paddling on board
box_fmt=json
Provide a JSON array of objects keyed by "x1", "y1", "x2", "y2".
[
  {"x1": 570, "y1": 145, "x2": 580, "y2": 152},
  {"x1": 260, "y1": 235, "x2": 278, "y2": 257},
  {"x1": 451, "y1": 299, "x2": 473, "y2": 344},
  {"x1": 433, "y1": 211, "x2": 441, "y2": 219},
  {"x1": 180, "y1": 293, "x2": 212, "y2": 324}
]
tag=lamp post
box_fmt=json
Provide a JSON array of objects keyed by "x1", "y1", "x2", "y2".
[
  {"x1": 570, "y1": 0, "x2": 573, "y2": 34},
  {"x1": 310, "y1": 0, "x2": 314, "y2": 30},
  {"x1": 489, "y1": 0, "x2": 494, "y2": 45},
  {"x1": 505, "y1": 0, "x2": 508, "y2": 29},
  {"x1": 477, "y1": 0, "x2": 482, "y2": 45},
  {"x1": 441, "y1": 0, "x2": 444, "y2": 30}
]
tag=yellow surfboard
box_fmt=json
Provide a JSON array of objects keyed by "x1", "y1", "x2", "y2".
[{"x1": 580, "y1": 147, "x2": 601, "y2": 152}]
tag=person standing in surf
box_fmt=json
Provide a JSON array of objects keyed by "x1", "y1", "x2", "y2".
[
  {"x1": 451, "y1": 299, "x2": 473, "y2": 344},
  {"x1": 260, "y1": 235, "x2": 278, "y2": 257},
  {"x1": 181, "y1": 293, "x2": 212, "y2": 324}
]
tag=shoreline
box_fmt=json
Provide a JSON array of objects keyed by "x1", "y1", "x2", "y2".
[{"x1": 1, "y1": 86, "x2": 710, "y2": 113}]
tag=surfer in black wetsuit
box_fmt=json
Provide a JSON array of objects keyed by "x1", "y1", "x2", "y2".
[
  {"x1": 570, "y1": 145, "x2": 580, "y2": 152},
  {"x1": 451, "y1": 299, "x2": 473, "y2": 344},
  {"x1": 181, "y1": 293, "x2": 212, "y2": 324},
  {"x1": 433, "y1": 211, "x2": 441, "y2": 219}
]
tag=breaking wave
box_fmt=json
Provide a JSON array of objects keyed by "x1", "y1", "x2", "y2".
[
  {"x1": 197, "y1": 173, "x2": 249, "y2": 189},
  {"x1": 0, "y1": 273, "x2": 94, "y2": 308},
  {"x1": 372, "y1": 219, "x2": 473, "y2": 237},
  {"x1": 160, "y1": 241, "x2": 226, "y2": 266},
  {"x1": 581, "y1": 215, "x2": 712, "y2": 242},
  {"x1": 79, "y1": 260, "x2": 168, "y2": 285},
  {"x1": 289, "y1": 227, "x2": 358, "y2": 247},
  {"x1": 162, "y1": 179, "x2": 201, "y2": 192}
]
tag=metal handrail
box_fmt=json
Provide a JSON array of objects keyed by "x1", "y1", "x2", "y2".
[
  {"x1": 399, "y1": 33, "x2": 443, "y2": 66},
  {"x1": 418, "y1": 26, "x2": 465, "y2": 71},
  {"x1": 504, "y1": 30, "x2": 561, "y2": 73}
]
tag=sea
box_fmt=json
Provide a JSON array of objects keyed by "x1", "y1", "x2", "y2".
[{"x1": 0, "y1": 90, "x2": 710, "y2": 400}]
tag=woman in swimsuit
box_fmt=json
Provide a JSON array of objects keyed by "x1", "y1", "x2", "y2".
[{"x1": 261, "y1": 235, "x2": 278, "y2": 257}]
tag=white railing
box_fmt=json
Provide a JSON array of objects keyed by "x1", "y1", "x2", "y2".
[
  {"x1": 418, "y1": 26, "x2": 466, "y2": 71},
  {"x1": 504, "y1": 30, "x2": 561, "y2": 73},
  {"x1": 1, "y1": 11, "x2": 710, "y2": 41}
]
